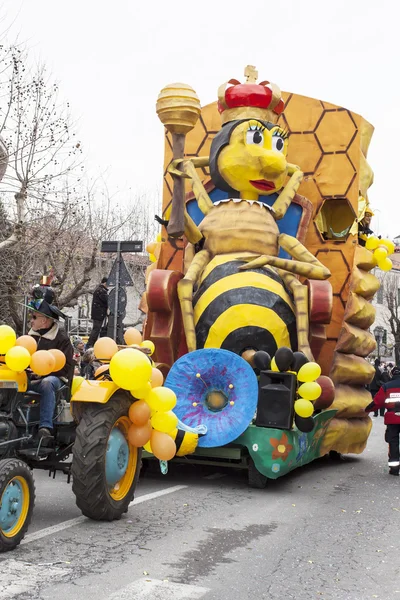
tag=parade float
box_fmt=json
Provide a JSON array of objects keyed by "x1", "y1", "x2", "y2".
[{"x1": 141, "y1": 65, "x2": 394, "y2": 485}]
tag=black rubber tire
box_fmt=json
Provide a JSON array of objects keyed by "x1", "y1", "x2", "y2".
[
  {"x1": 0, "y1": 458, "x2": 35, "y2": 552},
  {"x1": 329, "y1": 450, "x2": 345, "y2": 461},
  {"x1": 248, "y1": 458, "x2": 268, "y2": 489},
  {"x1": 71, "y1": 392, "x2": 142, "y2": 521}
]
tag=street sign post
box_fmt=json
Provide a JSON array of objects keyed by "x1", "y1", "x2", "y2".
[{"x1": 100, "y1": 240, "x2": 143, "y2": 343}]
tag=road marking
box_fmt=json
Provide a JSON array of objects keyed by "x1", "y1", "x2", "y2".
[
  {"x1": 203, "y1": 472, "x2": 227, "y2": 480},
  {"x1": 0, "y1": 558, "x2": 69, "y2": 599},
  {"x1": 108, "y1": 578, "x2": 209, "y2": 599},
  {"x1": 21, "y1": 484, "x2": 187, "y2": 546}
]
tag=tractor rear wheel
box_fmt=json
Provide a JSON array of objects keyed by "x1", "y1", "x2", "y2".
[
  {"x1": 71, "y1": 392, "x2": 141, "y2": 521},
  {"x1": 0, "y1": 458, "x2": 35, "y2": 552}
]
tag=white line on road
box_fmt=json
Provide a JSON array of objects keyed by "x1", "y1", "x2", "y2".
[
  {"x1": 21, "y1": 484, "x2": 187, "y2": 546},
  {"x1": 108, "y1": 578, "x2": 209, "y2": 599}
]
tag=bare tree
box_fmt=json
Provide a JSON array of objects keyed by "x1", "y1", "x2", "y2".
[{"x1": 377, "y1": 271, "x2": 400, "y2": 363}]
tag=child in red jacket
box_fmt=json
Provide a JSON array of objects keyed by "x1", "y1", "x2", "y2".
[{"x1": 366, "y1": 366, "x2": 400, "y2": 476}]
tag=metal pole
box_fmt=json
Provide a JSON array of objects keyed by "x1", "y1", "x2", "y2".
[
  {"x1": 113, "y1": 241, "x2": 121, "y2": 342},
  {"x1": 22, "y1": 295, "x2": 28, "y2": 334}
]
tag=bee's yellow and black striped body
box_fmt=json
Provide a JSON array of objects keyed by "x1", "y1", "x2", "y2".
[{"x1": 193, "y1": 252, "x2": 298, "y2": 356}]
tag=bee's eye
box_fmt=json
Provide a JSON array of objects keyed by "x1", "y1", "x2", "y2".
[
  {"x1": 272, "y1": 136, "x2": 285, "y2": 152},
  {"x1": 246, "y1": 130, "x2": 264, "y2": 145}
]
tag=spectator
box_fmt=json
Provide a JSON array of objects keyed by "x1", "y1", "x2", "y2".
[
  {"x1": 80, "y1": 348, "x2": 101, "y2": 379},
  {"x1": 370, "y1": 358, "x2": 384, "y2": 417},
  {"x1": 87, "y1": 277, "x2": 108, "y2": 348}
]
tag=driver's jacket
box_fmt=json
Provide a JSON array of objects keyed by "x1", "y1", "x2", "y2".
[{"x1": 367, "y1": 377, "x2": 400, "y2": 425}]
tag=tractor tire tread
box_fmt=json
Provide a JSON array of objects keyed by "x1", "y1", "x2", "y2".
[{"x1": 0, "y1": 458, "x2": 35, "y2": 552}]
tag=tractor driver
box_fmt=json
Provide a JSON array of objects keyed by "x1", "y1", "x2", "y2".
[{"x1": 27, "y1": 298, "x2": 74, "y2": 442}]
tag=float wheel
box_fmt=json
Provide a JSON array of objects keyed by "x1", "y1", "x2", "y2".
[
  {"x1": 72, "y1": 392, "x2": 141, "y2": 521},
  {"x1": 0, "y1": 459, "x2": 35, "y2": 552},
  {"x1": 248, "y1": 458, "x2": 268, "y2": 489}
]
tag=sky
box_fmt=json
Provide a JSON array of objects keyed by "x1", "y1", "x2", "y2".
[{"x1": 1, "y1": 0, "x2": 399, "y2": 237}]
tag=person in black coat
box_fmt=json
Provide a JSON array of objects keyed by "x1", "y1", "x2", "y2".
[
  {"x1": 87, "y1": 277, "x2": 108, "y2": 348},
  {"x1": 370, "y1": 358, "x2": 384, "y2": 417}
]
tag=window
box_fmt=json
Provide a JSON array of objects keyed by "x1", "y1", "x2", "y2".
[
  {"x1": 376, "y1": 287, "x2": 383, "y2": 304},
  {"x1": 383, "y1": 329, "x2": 388, "y2": 345}
]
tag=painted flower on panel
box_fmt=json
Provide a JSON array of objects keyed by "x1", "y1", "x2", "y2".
[{"x1": 270, "y1": 433, "x2": 293, "y2": 462}]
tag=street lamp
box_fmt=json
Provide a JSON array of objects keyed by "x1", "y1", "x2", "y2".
[{"x1": 374, "y1": 326, "x2": 384, "y2": 359}]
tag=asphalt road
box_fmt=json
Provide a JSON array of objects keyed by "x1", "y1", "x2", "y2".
[{"x1": 1, "y1": 417, "x2": 399, "y2": 600}]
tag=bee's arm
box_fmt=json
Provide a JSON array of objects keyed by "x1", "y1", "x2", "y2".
[
  {"x1": 168, "y1": 157, "x2": 214, "y2": 216},
  {"x1": 239, "y1": 234, "x2": 330, "y2": 280},
  {"x1": 272, "y1": 164, "x2": 303, "y2": 220},
  {"x1": 178, "y1": 249, "x2": 212, "y2": 352}
]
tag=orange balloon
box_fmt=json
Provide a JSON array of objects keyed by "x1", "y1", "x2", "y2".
[
  {"x1": 129, "y1": 400, "x2": 151, "y2": 426},
  {"x1": 127, "y1": 421, "x2": 152, "y2": 447},
  {"x1": 93, "y1": 337, "x2": 118, "y2": 360},
  {"x1": 48, "y1": 349, "x2": 66, "y2": 372},
  {"x1": 151, "y1": 367, "x2": 164, "y2": 388},
  {"x1": 30, "y1": 350, "x2": 56, "y2": 376},
  {"x1": 15, "y1": 335, "x2": 37, "y2": 355},
  {"x1": 150, "y1": 430, "x2": 177, "y2": 461},
  {"x1": 94, "y1": 364, "x2": 110, "y2": 379},
  {"x1": 124, "y1": 328, "x2": 142, "y2": 346}
]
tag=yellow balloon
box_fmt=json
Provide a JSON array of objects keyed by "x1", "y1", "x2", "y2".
[
  {"x1": 109, "y1": 348, "x2": 152, "y2": 390},
  {"x1": 140, "y1": 340, "x2": 155, "y2": 355},
  {"x1": 130, "y1": 381, "x2": 152, "y2": 400},
  {"x1": 378, "y1": 257, "x2": 392, "y2": 272},
  {"x1": 0, "y1": 325, "x2": 16, "y2": 354},
  {"x1": 374, "y1": 246, "x2": 388, "y2": 262},
  {"x1": 271, "y1": 357, "x2": 279, "y2": 372},
  {"x1": 143, "y1": 440, "x2": 153, "y2": 453},
  {"x1": 294, "y1": 399, "x2": 314, "y2": 418},
  {"x1": 151, "y1": 410, "x2": 178, "y2": 433},
  {"x1": 298, "y1": 382, "x2": 322, "y2": 401},
  {"x1": 381, "y1": 238, "x2": 395, "y2": 255},
  {"x1": 146, "y1": 242, "x2": 157, "y2": 254},
  {"x1": 146, "y1": 386, "x2": 177, "y2": 412},
  {"x1": 71, "y1": 376, "x2": 84, "y2": 396},
  {"x1": 156, "y1": 233, "x2": 162, "y2": 242},
  {"x1": 365, "y1": 236, "x2": 379, "y2": 251},
  {"x1": 149, "y1": 253, "x2": 157, "y2": 263},
  {"x1": 5, "y1": 346, "x2": 31, "y2": 372},
  {"x1": 297, "y1": 362, "x2": 321, "y2": 383}
]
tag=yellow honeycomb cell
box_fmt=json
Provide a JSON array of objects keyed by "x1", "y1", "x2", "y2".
[
  {"x1": 315, "y1": 154, "x2": 356, "y2": 197},
  {"x1": 286, "y1": 133, "x2": 322, "y2": 174},
  {"x1": 315, "y1": 249, "x2": 350, "y2": 296},
  {"x1": 184, "y1": 116, "x2": 209, "y2": 155},
  {"x1": 284, "y1": 95, "x2": 324, "y2": 132},
  {"x1": 315, "y1": 110, "x2": 356, "y2": 153}
]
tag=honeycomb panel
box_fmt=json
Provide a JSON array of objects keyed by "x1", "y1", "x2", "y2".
[
  {"x1": 325, "y1": 295, "x2": 345, "y2": 340},
  {"x1": 315, "y1": 110, "x2": 357, "y2": 153},
  {"x1": 315, "y1": 249, "x2": 350, "y2": 296},
  {"x1": 286, "y1": 133, "x2": 322, "y2": 174},
  {"x1": 184, "y1": 116, "x2": 209, "y2": 155},
  {"x1": 315, "y1": 154, "x2": 356, "y2": 197},
  {"x1": 284, "y1": 95, "x2": 324, "y2": 132}
]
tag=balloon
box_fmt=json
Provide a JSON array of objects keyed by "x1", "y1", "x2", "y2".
[
  {"x1": 93, "y1": 337, "x2": 118, "y2": 360},
  {"x1": 294, "y1": 399, "x2": 314, "y2": 418},
  {"x1": 127, "y1": 421, "x2": 152, "y2": 447},
  {"x1": 143, "y1": 440, "x2": 152, "y2": 453},
  {"x1": 381, "y1": 238, "x2": 395, "y2": 255},
  {"x1": 124, "y1": 328, "x2": 142, "y2": 346},
  {"x1": 253, "y1": 351, "x2": 271, "y2": 371},
  {"x1": 109, "y1": 348, "x2": 152, "y2": 390},
  {"x1": 151, "y1": 367, "x2": 164, "y2": 388},
  {"x1": 314, "y1": 376, "x2": 335, "y2": 410},
  {"x1": 291, "y1": 351, "x2": 309, "y2": 373},
  {"x1": 94, "y1": 364, "x2": 110, "y2": 379},
  {"x1": 275, "y1": 347, "x2": 294, "y2": 372},
  {"x1": 48, "y1": 349, "x2": 66, "y2": 372},
  {"x1": 149, "y1": 253, "x2": 157, "y2": 263},
  {"x1": 270, "y1": 357, "x2": 279, "y2": 372},
  {"x1": 151, "y1": 410, "x2": 178, "y2": 433},
  {"x1": 146, "y1": 386, "x2": 177, "y2": 412},
  {"x1": 150, "y1": 430, "x2": 176, "y2": 461},
  {"x1": 0, "y1": 325, "x2": 16, "y2": 354},
  {"x1": 5, "y1": 346, "x2": 31, "y2": 372},
  {"x1": 140, "y1": 340, "x2": 155, "y2": 355},
  {"x1": 365, "y1": 236, "x2": 379, "y2": 251},
  {"x1": 130, "y1": 381, "x2": 152, "y2": 400},
  {"x1": 378, "y1": 258, "x2": 392, "y2": 272},
  {"x1": 297, "y1": 362, "x2": 321, "y2": 383},
  {"x1": 129, "y1": 400, "x2": 151, "y2": 426},
  {"x1": 374, "y1": 246, "x2": 388, "y2": 262},
  {"x1": 71, "y1": 375, "x2": 84, "y2": 396},
  {"x1": 15, "y1": 335, "x2": 37, "y2": 355},
  {"x1": 30, "y1": 350, "x2": 56, "y2": 376},
  {"x1": 295, "y1": 414, "x2": 315, "y2": 433},
  {"x1": 156, "y1": 233, "x2": 162, "y2": 242},
  {"x1": 298, "y1": 381, "x2": 322, "y2": 401},
  {"x1": 146, "y1": 242, "x2": 157, "y2": 254}
]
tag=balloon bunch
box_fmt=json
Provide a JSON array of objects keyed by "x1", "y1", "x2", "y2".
[
  {"x1": 0, "y1": 325, "x2": 66, "y2": 375},
  {"x1": 253, "y1": 346, "x2": 335, "y2": 433},
  {"x1": 145, "y1": 232, "x2": 163, "y2": 264},
  {"x1": 365, "y1": 236, "x2": 395, "y2": 272},
  {"x1": 92, "y1": 328, "x2": 179, "y2": 461}
]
